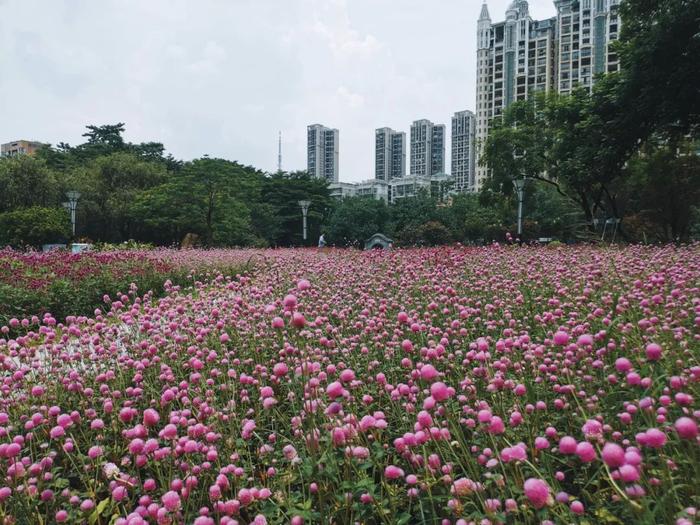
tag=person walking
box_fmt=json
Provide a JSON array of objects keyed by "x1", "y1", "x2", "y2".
[{"x1": 318, "y1": 233, "x2": 327, "y2": 249}]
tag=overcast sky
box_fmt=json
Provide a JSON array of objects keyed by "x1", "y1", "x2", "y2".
[{"x1": 0, "y1": 0, "x2": 554, "y2": 182}]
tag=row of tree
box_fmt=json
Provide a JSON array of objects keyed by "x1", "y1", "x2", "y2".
[{"x1": 0, "y1": 124, "x2": 332, "y2": 248}]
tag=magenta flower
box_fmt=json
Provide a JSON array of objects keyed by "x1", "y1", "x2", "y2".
[{"x1": 523, "y1": 478, "x2": 551, "y2": 509}]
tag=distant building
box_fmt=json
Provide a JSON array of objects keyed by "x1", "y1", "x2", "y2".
[
  {"x1": 329, "y1": 173, "x2": 452, "y2": 204},
  {"x1": 410, "y1": 120, "x2": 445, "y2": 176},
  {"x1": 375, "y1": 127, "x2": 406, "y2": 181},
  {"x1": 1, "y1": 140, "x2": 44, "y2": 157},
  {"x1": 451, "y1": 110, "x2": 476, "y2": 192},
  {"x1": 307, "y1": 124, "x2": 339, "y2": 183},
  {"x1": 329, "y1": 179, "x2": 390, "y2": 202},
  {"x1": 431, "y1": 124, "x2": 445, "y2": 175},
  {"x1": 474, "y1": 0, "x2": 621, "y2": 192}
]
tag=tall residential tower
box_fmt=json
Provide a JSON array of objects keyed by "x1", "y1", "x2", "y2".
[
  {"x1": 410, "y1": 119, "x2": 445, "y2": 176},
  {"x1": 307, "y1": 124, "x2": 339, "y2": 183},
  {"x1": 375, "y1": 127, "x2": 406, "y2": 181},
  {"x1": 474, "y1": 0, "x2": 620, "y2": 192},
  {"x1": 451, "y1": 110, "x2": 476, "y2": 192}
]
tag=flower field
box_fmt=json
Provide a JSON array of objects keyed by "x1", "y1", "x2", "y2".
[
  {"x1": 0, "y1": 244, "x2": 699, "y2": 524},
  {"x1": 0, "y1": 249, "x2": 256, "y2": 329}
]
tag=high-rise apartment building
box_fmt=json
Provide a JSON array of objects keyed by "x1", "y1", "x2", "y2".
[
  {"x1": 1, "y1": 140, "x2": 44, "y2": 157},
  {"x1": 307, "y1": 124, "x2": 339, "y2": 183},
  {"x1": 555, "y1": 0, "x2": 621, "y2": 94},
  {"x1": 375, "y1": 127, "x2": 406, "y2": 181},
  {"x1": 410, "y1": 119, "x2": 445, "y2": 176},
  {"x1": 451, "y1": 110, "x2": 476, "y2": 192},
  {"x1": 474, "y1": 0, "x2": 620, "y2": 192},
  {"x1": 431, "y1": 124, "x2": 445, "y2": 174}
]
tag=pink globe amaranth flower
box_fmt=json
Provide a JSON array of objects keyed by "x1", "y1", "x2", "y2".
[
  {"x1": 87, "y1": 446, "x2": 103, "y2": 459},
  {"x1": 577, "y1": 334, "x2": 593, "y2": 346},
  {"x1": 523, "y1": 478, "x2": 551, "y2": 509},
  {"x1": 50, "y1": 426, "x2": 65, "y2": 439},
  {"x1": 675, "y1": 417, "x2": 698, "y2": 439},
  {"x1": 143, "y1": 408, "x2": 160, "y2": 427},
  {"x1": 161, "y1": 490, "x2": 181, "y2": 512},
  {"x1": 615, "y1": 357, "x2": 633, "y2": 373},
  {"x1": 644, "y1": 428, "x2": 667, "y2": 448},
  {"x1": 618, "y1": 464, "x2": 640, "y2": 483},
  {"x1": 112, "y1": 486, "x2": 127, "y2": 502},
  {"x1": 326, "y1": 381, "x2": 344, "y2": 399},
  {"x1": 384, "y1": 465, "x2": 404, "y2": 480},
  {"x1": 645, "y1": 343, "x2": 662, "y2": 361},
  {"x1": 559, "y1": 436, "x2": 578, "y2": 454},
  {"x1": 273, "y1": 362, "x2": 289, "y2": 376},
  {"x1": 55, "y1": 510, "x2": 68, "y2": 522},
  {"x1": 420, "y1": 364, "x2": 438, "y2": 381},
  {"x1": 576, "y1": 441, "x2": 596, "y2": 462},
  {"x1": 553, "y1": 331, "x2": 569, "y2": 346},
  {"x1": 271, "y1": 316, "x2": 284, "y2": 329},
  {"x1": 297, "y1": 279, "x2": 311, "y2": 290},
  {"x1": 430, "y1": 382, "x2": 451, "y2": 402},
  {"x1": 291, "y1": 312, "x2": 306, "y2": 328},
  {"x1": 451, "y1": 478, "x2": 476, "y2": 497},
  {"x1": 570, "y1": 500, "x2": 584, "y2": 515},
  {"x1": 602, "y1": 443, "x2": 625, "y2": 468},
  {"x1": 282, "y1": 294, "x2": 297, "y2": 308},
  {"x1": 535, "y1": 437, "x2": 550, "y2": 450},
  {"x1": 582, "y1": 419, "x2": 603, "y2": 438},
  {"x1": 401, "y1": 339, "x2": 414, "y2": 352},
  {"x1": 488, "y1": 416, "x2": 505, "y2": 434}
]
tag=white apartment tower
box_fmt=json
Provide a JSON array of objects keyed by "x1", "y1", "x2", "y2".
[
  {"x1": 474, "y1": 1, "x2": 556, "y2": 192},
  {"x1": 474, "y1": 0, "x2": 620, "y2": 192},
  {"x1": 451, "y1": 110, "x2": 476, "y2": 192},
  {"x1": 307, "y1": 124, "x2": 339, "y2": 183},
  {"x1": 375, "y1": 127, "x2": 406, "y2": 181},
  {"x1": 410, "y1": 119, "x2": 445, "y2": 176},
  {"x1": 554, "y1": 0, "x2": 621, "y2": 94}
]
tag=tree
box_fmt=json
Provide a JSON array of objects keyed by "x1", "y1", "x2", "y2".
[
  {"x1": 67, "y1": 153, "x2": 169, "y2": 242},
  {"x1": 326, "y1": 197, "x2": 390, "y2": 247},
  {"x1": 481, "y1": 90, "x2": 629, "y2": 229},
  {"x1": 0, "y1": 207, "x2": 70, "y2": 248},
  {"x1": 616, "y1": 0, "x2": 700, "y2": 142},
  {"x1": 261, "y1": 172, "x2": 332, "y2": 246},
  {"x1": 131, "y1": 157, "x2": 264, "y2": 246},
  {"x1": 0, "y1": 156, "x2": 60, "y2": 212},
  {"x1": 618, "y1": 139, "x2": 700, "y2": 242}
]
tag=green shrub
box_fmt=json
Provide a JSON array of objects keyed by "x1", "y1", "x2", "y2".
[{"x1": 0, "y1": 206, "x2": 70, "y2": 248}]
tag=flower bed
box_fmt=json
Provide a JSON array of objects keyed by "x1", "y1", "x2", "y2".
[
  {"x1": 0, "y1": 245, "x2": 698, "y2": 524},
  {"x1": 0, "y1": 248, "x2": 254, "y2": 328}
]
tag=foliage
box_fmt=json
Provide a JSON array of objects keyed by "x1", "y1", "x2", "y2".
[
  {"x1": 0, "y1": 207, "x2": 70, "y2": 248},
  {"x1": 325, "y1": 196, "x2": 390, "y2": 247},
  {"x1": 615, "y1": 138, "x2": 700, "y2": 242},
  {"x1": 617, "y1": 0, "x2": 700, "y2": 141},
  {"x1": 0, "y1": 155, "x2": 60, "y2": 213},
  {"x1": 260, "y1": 172, "x2": 333, "y2": 247}
]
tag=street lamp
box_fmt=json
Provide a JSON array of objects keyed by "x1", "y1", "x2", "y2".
[
  {"x1": 65, "y1": 191, "x2": 81, "y2": 237},
  {"x1": 513, "y1": 178, "x2": 526, "y2": 242},
  {"x1": 298, "y1": 200, "x2": 311, "y2": 243}
]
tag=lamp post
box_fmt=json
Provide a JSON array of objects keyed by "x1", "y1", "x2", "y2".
[
  {"x1": 513, "y1": 178, "x2": 526, "y2": 243},
  {"x1": 298, "y1": 200, "x2": 311, "y2": 243},
  {"x1": 65, "y1": 191, "x2": 81, "y2": 237}
]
